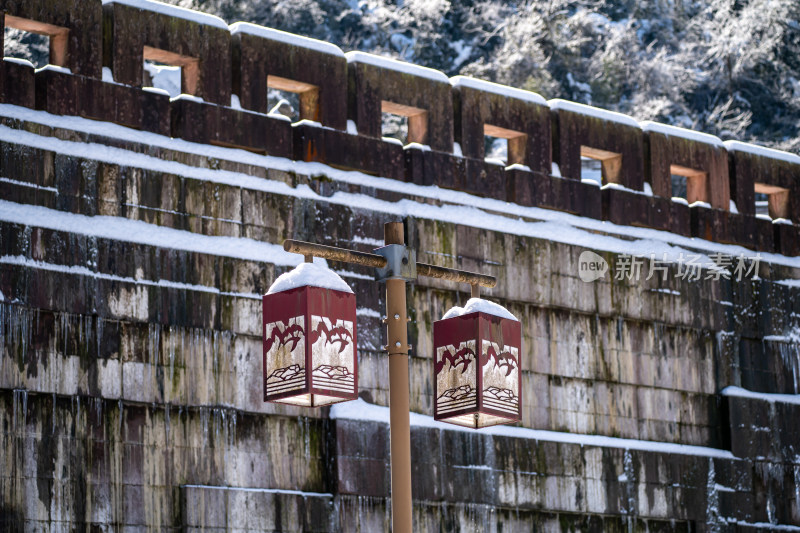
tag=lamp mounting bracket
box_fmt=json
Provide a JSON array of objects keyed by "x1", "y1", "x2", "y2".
[{"x1": 373, "y1": 244, "x2": 416, "y2": 282}]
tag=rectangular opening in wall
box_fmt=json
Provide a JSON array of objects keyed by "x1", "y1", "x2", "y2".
[
  {"x1": 381, "y1": 111, "x2": 408, "y2": 145},
  {"x1": 671, "y1": 174, "x2": 687, "y2": 200},
  {"x1": 484, "y1": 135, "x2": 507, "y2": 166},
  {"x1": 143, "y1": 59, "x2": 181, "y2": 97},
  {"x1": 580, "y1": 146, "x2": 622, "y2": 184},
  {"x1": 670, "y1": 164, "x2": 707, "y2": 205},
  {"x1": 484, "y1": 124, "x2": 525, "y2": 167},
  {"x1": 580, "y1": 156, "x2": 602, "y2": 184},
  {"x1": 3, "y1": 15, "x2": 69, "y2": 69},
  {"x1": 754, "y1": 182, "x2": 789, "y2": 220},
  {"x1": 267, "y1": 86, "x2": 300, "y2": 122},
  {"x1": 267, "y1": 75, "x2": 319, "y2": 123},
  {"x1": 381, "y1": 101, "x2": 427, "y2": 146},
  {"x1": 3, "y1": 27, "x2": 48, "y2": 68},
  {"x1": 142, "y1": 46, "x2": 198, "y2": 97}
]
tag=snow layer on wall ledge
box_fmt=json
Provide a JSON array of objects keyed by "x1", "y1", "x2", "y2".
[
  {"x1": 345, "y1": 51, "x2": 449, "y2": 83},
  {"x1": 548, "y1": 99, "x2": 640, "y2": 128},
  {"x1": 2, "y1": 104, "x2": 800, "y2": 270},
  {"x1": 102, "y1": 0, "x2": 229, "y2": 30},
  {"x1": 441, "y1": 298, "x2": 518, "y2": 321},
  {"x1": 724, "y1": 140, "x2": 800, "y2": 165},
  {"x1": 0, "y1": 199, "x2": 304, "y2": 267},
  {"x1": 640, "y1": 121, "x2": 724, "y2": 148},
  {"x1": 266, "y1": 262, "x2": 353, "y2": 295},
  {"x1": 721, "y1": 386, "x2": 800, "y2": 405},
  {"x1": 229, "y1": 22, "x2": 345, "y2": 57},
  {"x1": 329, "y1": 398, "x2": 735, "y2": 459},
  {"x1": 450, "y1": 76, "x2": 547, "y2": 106}
]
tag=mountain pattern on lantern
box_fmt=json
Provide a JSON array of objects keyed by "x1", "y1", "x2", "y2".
[
  {"x1": 265, "y1": 316, "x2": 307, "y2": 396},
  {"x1": 436, "y1": 340, "x2": 478, "y2": 415},
  {"x1": 310, "y1": 315, "x2": 356, "y2": 394},
  {"x1": 481, "y1": 340, "x2": 520, "y2": 415}
]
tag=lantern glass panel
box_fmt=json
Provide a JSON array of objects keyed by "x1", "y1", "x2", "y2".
[{"x1": 264, "y1": 285, "x2": 358, "y2": 406}]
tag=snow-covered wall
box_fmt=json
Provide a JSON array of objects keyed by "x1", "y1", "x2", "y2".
[
  {"x1": 1, "y1": 0, "x2": 800, "y2": 530},
  {"x1": 1, "y1": 0, "x2": 798, "y2": 256}
]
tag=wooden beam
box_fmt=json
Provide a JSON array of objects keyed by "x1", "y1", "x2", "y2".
[
  {"x1": 381, "y1": 101, "x2": 428, "y2": 145},
  {"x1": 483, "y1": 123, "x2": 526, "y2": 140},
  {"x1": 381, "y1": 101, "x2": 426, "y2": 118},
  {"x1": 5, "y1": 15, "x2": 69, "y2": 66},
  {"x1": 267, "y1": 76, "x2": 321, "y2": 121},
  {"x1": 669, "y1": 164, "x2": 710, "y2": 205},
  {"x1": 670, "y1": 164, "x2": 707, "y2": 180},
  {"x1": 581, "y1": 146, "x2": 623, "y2": 184},
  {"x1": 143, "y1": 46, "x2": 199, "y2": 95},
  {"x1": 407, "y1": 113, "x2": 428, "y2": 144},
  {"x1": 267, "y1": 75, "x2": 317, "y2": 93},
  {"x1": 755, "y1": 183, "x2": 791, "y2": 219},
  {"x1": 754, "y1": 182, "x2": 789, "y2": 195},
  {"x1": 507, "y1": 135, "x2": 527, "y2": 166}
]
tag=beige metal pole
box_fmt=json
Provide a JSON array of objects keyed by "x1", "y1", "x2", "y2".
[
  {"x1": 384, "y1": 221, "x2": 412, "y2": 533},
  {"x1": 471, "y1": 284, "x2": 480, "y2": 299}
]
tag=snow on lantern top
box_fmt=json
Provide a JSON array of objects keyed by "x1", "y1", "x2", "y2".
[
  {"x1": 441, "y1": 297, "x2": 518, "y2": 321},
  {"x1": 267, "y1": 261, "x2": 353, "y2": 294},
  {"x1": 434, "y1": 298, "x2": 521, "y2": 429}
]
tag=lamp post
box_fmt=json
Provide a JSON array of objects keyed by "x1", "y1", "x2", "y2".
[{"x1": 270, "y1": 221, "x2": 510, "y2": 533}]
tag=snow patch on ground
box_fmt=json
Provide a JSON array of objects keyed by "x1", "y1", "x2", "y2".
[{"x1": 266, "y1": 262, "x2": 353, "y2": 294}]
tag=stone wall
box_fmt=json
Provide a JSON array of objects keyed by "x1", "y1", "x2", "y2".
[{"x1": 1, "y1": 0, "x2": 800, "y2": 530}]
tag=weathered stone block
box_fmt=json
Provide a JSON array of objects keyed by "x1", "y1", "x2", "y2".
[
  {"x1": 602, "y1": 186, "x2": 650, "y2": 228},
  {"x1": 405, "y1": 145, "x2": 463, "y2": 189},
  {"x1": 34, "y1": 67, "x2": 79, "y2": 116},
  {"x1": 690, "y1": 204, "x2": 737, "y2": 245},
  {"x1": 463, "y1": 158, "x2": 506, "y2": 199},
  {"x1": 551, "y1": 100, "x2": 645, "y2": 191},
  {"x1": 0, "y1": 58, "x2": 35, "y2": 107},
  {"x1": 103, "y1": 1, "x2": 231, "y2": 105},
  {"x1": 754, "y1": 216, "x2": 774, "y2": 252},
  {"x1": 774, "y1": 221, "x2": 800, "y2": 257},
  {"x1": 171, "y1": 97, "x2": 291, "y2": 157},
  {"x1": 644, "y1": 123, "x2": 730, "y2": 210},
  {"x1": 232, "y1": 23, "x2": 347, "y2": 130},
  {"x1": 507, "y1": 168, "x2": 602, "y2": 219},
  {"x1": 347, "y1": 53, "x2": 453, "y2": 153},
  {"x1": 667, "y1": 200, "x2": 691, "y2": 237},
  {"x1": 292, "y1": 122, "x2": 404, "y2": 181},
  {"x1": 452, "y1": 77, "x2": 551, "y2": 174}
]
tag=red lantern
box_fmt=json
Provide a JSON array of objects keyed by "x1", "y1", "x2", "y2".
[
  {"x1": 263, "y1": 265, "x2": 358, "y2": 407},
  {"x1": 433, "y1": 300, "x2": 521, "y2": 428}
]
